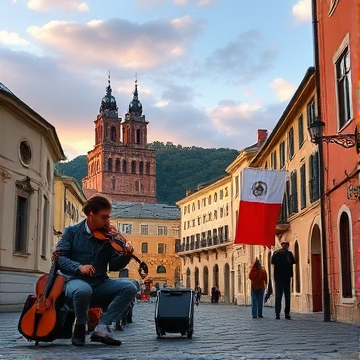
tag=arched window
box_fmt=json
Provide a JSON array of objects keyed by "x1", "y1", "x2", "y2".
[
  {"x1": 135, "y1": 181, "x2": 139, "y2": 191},
  {"x1": 108, "y1": 158, "x2": 112, "y2": 172},
  {"x1": 339, "y1": 212, "x2": 352, "y2": 298},
  {"x1": 111, "y1": 126, "x2": 116, "y2": 142},
  {"x1": 146, "y1": 162, "x2": 150, "y2": 175},
  {"x1": 157, "y1": 265, "x2": 166, "y2": 273},
  {"x1": 122, "y1": 159, "x2": 127, "y2": 173},
  {"x1": 131, "y1": 161, "x2": 136, "y2": 174},
  {"x1": 136, "y1": 129, "x2": 141, "y2": 143},
  {"x1": 139, "y1": 161, "x2": 144, "y2": 175},
  {"x1": 115, "y1": 159, "x2": 120, "y2": 172}
]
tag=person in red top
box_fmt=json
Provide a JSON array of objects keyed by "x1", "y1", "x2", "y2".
[{"x1": 249, "y1": 259, "x2": 268, "y2": 319}]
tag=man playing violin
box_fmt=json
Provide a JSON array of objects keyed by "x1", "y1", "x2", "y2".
[{"x1": 56, "y1": 195, "x2": 139, "y2": 346}]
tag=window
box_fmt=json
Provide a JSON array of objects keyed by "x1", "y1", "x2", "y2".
[
  {"x1": 298, "y1": 114, "x2": 304, "y2": 148},
  {"x1": 336, "y1": 47, "x2": 352, "y2": 129},
  {"x1": 271, "y1": 151, "x2": 277, "y2": 170},
  {"x1": 309, "y1": 151, "x2": 320, "y2": 202},
  {"x1": 131, "y1": 161, "x2": 136, "y2": 174},
  {"x1": 158, "y1": 243, "x2": 166, "y2": 254},
  {"x1": 139, "y1": 161, "x2": 144, "y2": 174},
  {"x1": 339, "y1": 212, "x2": 352, "y2": 298},
  {"x1": 117, "y1": 223, "x2": 132, "y2": 234},
  {"x1": 115, "y1": 159, "x2": 120, "y2": 172},
  {"x1": 300, "y1": 164, "x2": 306, "y2": 209},
  {"x1": 158, "y1": 226, "x2": 167, "y2": 236},
  {"x1": 307, "y1": 97, "x2": 316, "y2": 127},
  {"x1": 280, "y1": 141, "x2": 286, "y2": 168},
  {"x1": 141, "y1": 224, "x2": 148, "y2": 235},
  {"x1": 108, "y1": 158, "x2": 112, "y2": 172},
  {"x1": 141, "y1": 242, "x2": 148, "y2": 254},
  {"x1": 157, "y1": 265, "x2": 166, "y2": 273},
  {"x1": 15, "y1": 195, "x2": 28, "y2": 253},
  {"x1": 288, "y1": 128, "x2": 295, "y2": 160},
  {"x1": 234, "y1": 176, "x2": 239, "y2": 197},
  {"x1": 41, "y1": 196, "x2": 49, "y2": 259},
  {"x1": 220, "y1": 189, "x2": 223, "y2": 200},
  {"x1": 19, "y1": 139, "x2": 32, "y2": 166},
  {"x1": 122, "y1": 159, "x2": 127, "y2": 173},
  {"x1": 290, "y1": 170, "x2": 298, "y2": 214}
]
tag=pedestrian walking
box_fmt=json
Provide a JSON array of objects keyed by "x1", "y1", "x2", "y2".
[
  {"x1": 271, "y1": 240, "x2": 296, "y2": 320},
  {"x1": 195, "y1": 286, "x2": 202, "y2": 306},
  {"x1": 56, "y1": 195, "x2": 139, "y2": 346},
  {"x1": 248, "y1": 258, "x2": 267, "y2": 319}
]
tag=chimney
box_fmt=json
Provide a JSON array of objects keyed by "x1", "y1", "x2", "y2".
[{"x1": 257, "y1": 129, "x2": 268, "y2": 144}]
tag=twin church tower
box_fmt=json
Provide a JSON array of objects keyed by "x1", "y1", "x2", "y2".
[{"x1": 82, "y1": 76, "x2": 156, "y2": 203}]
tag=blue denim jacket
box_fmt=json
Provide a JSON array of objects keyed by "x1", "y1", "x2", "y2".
[{"x1": 56, "y1": 219, "x2": 131, "y2": 286}]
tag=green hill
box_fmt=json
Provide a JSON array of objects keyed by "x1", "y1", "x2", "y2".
[{"x1": 55, "y1": 142, "x2": 238, "y2": 205}]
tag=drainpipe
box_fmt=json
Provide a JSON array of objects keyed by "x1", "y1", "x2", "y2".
[{"x1": 311, "y1": 0, "x2": 331, "y2": 322}]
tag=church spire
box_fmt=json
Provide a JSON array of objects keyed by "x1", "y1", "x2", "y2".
[
  {"x1": 99, "y1": 71, "x2": 118, "y2": 117},
  {"x1": 128, "y1": 75, "x2": 143, "y2": 116}
]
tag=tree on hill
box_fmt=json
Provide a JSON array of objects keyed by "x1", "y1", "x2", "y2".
[{"x1": 55, "y1": 142, "x2": 239, "y2": 205}]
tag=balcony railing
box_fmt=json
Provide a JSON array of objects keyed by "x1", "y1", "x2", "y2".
[{"x1": 176, "y1": 236, "x2": 230, "y2": 253}]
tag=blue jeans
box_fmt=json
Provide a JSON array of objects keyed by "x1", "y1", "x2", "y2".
[
  {"x1": 251, "y1": 289, "x2": 265, "y2": 318},
  {"x1": 64, "y1": 278, "x2": 138, "y2": 325}
]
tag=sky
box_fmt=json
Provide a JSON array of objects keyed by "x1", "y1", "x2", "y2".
[{"x1": 0, "y1": 0, "x2": 314, "y2": 161}]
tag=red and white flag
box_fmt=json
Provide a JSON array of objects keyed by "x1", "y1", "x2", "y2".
[{"x1": 234, "y1": 168, "x2": 287, "y2": 247}]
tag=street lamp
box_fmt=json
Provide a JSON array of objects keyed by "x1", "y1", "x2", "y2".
[{"x1": 308, "y1": 118, "x2": 358, "y2": 149}]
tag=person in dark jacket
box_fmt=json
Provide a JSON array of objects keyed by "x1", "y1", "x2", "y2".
[
  {"x1": 271, "y1": 240, "x2": 296, "y2": 320},
  {"x1": 249, "y1": 259, "x2": 267, "y2": 319},
  {"x1": 56, "y1": 195, "x2": 138, "y2": 347}
]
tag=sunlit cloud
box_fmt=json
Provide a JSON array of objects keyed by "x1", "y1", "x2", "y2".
[
  {"x1": 26, "y1": 17, "x2": 202, "y2": 69},
  {"x1": 292, "y1": 0, "x2": 311, "y2": 23},
  {"x1": 27, "y1": 0, "x2": 89, "y2": 12},
  {"x1": 0, "y1": 31, "x2": 29, "y2": 45},
  {"x1": 270, "y1": 78, "x2": 296, "y2": 102}
]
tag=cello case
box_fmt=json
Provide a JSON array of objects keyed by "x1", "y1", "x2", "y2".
[{"x1": 18, "y1": 253, "x2": 65, "y2": 344}]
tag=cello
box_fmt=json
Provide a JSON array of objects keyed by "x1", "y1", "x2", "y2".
[
  {"x1": 93, "y1": 225, "x2": 148, "y2": 279},
  {"x1": 18, "y1": 250, "x2": 65, "y2": 344}
]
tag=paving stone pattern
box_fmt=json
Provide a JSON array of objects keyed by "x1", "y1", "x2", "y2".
[{"x1": 0, "y1": 302, "x2": 359, "y2": 360}]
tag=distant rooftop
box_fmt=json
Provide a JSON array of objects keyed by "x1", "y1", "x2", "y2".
[{"x1": 111, "y1": 201, "x2": 180, "y2": 220}]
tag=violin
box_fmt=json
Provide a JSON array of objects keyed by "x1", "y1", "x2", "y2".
[{"x1": 93, "y1": 226, "x2": 148, "y2": 279}]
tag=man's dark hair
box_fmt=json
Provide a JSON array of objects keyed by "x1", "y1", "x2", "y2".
[{"x1": 83, "y1": 195, "x2": 112, "y2": 216}]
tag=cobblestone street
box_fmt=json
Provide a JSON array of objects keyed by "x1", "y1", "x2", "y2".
[{"x1": 0, "y1": 301, "x2": 358, "y2": 360}]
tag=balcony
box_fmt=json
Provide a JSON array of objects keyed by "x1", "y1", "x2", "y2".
[
  {"x1": 176, "y1": 236, "x2": 231, "y2": 254},
  {"x1": 276, "y1": 205, "x2": 290, "y2": 235}
]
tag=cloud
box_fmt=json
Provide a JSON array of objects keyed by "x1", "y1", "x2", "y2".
[
  {"x1": 292, "y1": 0, "x2": 312, "y2": 23},
  {"x1": 27, "y1": 0, "x2": 89, "y2": 12},
  {"x1": 270, "y1": 78, "x2": 296, "y2": 102},
  {"x1": 0, "y1": 31, "x2": 29, "y2": 46},
  {"x1": 26, "y1": 17, "x2": 203, "y2": 70},
  {"x1": 205, "y1": 30, "x2": 277, "y2": 85}
]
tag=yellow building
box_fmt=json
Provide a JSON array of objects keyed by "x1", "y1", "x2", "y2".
[
  {"x1": 176, "y1": 130, "x2": 267, "y2": 303},
  {"x1": 109, "y1": 201, "x2": 181, "y2": 293},
  {"x1": 0, "y1": 82, "x2": 65, "y2": 311},
  {"x1": 53, "y1": 175, "x2": 87, "y2": 248},
  {"x1": 250, "y1": 67, "x2": 322, "y2": 313},
  {"x1": 225, "y1": 130, "x2": 268, "y2": 305}
]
